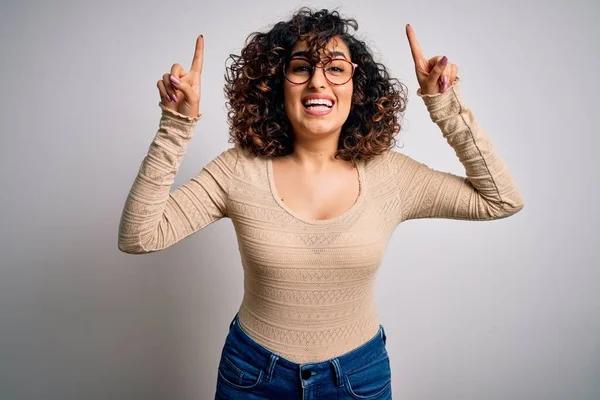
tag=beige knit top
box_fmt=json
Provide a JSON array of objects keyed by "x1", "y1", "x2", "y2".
[{"x1": 118, "y1": 79, "x2": 524, "y2": 363}]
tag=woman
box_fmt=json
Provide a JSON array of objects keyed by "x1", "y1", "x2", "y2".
[{"x1": 118, "y1": 8, "x2": 523, "y2": 399}]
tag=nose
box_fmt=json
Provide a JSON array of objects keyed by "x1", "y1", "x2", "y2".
[{"x1": 308, "y1": 65, "x2": 328, "y2": 88}]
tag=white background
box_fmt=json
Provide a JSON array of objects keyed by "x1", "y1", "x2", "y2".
[{"x1": 1, "y1": 0, "x2": 598, "y2": 399}]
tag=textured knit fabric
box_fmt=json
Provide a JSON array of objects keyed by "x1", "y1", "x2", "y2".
[{"x1": 118, "y1": 78, "x2": 524, "y2": 363}]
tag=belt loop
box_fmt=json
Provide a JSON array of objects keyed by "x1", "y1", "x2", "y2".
[
  {"x1": 265, "y1": 354, "x2": 279, "y2": 382},
  {"x1": 229, "y1": 313, "x2": 238, "y2": 330},
  {"x1": 380, "y1": 325, "x2": 387, "y2": 345},
  {"x1": 330, "y1": 358, "x2": 344, "y2": 387}
]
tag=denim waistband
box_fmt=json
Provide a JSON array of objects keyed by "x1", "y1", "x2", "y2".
[{"x1": 226, "y1": 313, "x2": 387, "y2": 387}]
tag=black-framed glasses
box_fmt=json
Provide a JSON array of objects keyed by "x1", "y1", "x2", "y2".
[{"x1": 283, "y1": 58, "x2": 358, "y2": 85}]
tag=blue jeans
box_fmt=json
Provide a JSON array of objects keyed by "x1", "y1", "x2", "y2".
[{"x1": 215, "y1": 314, "x2": 392, "y2": 399}]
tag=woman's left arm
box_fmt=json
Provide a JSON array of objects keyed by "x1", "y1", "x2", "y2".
[
  {"x1": 396, "y1": 78, "x2": 524, "y2": 222},
  {"x1": 396, "y1": 24, "x2": 524, "y2": 222}
]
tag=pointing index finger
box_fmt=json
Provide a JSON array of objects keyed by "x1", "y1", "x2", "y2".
[
  {"x1": 189, "y1": 34, "x2": 204, "y2": 73},
  {"x1": 406, "y1": 24, "x2": 426, "y2": 64}
]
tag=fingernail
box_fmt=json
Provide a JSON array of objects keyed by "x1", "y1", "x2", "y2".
[
  {"x1": 440, "y1": 56, "x2": 447, "y2": 65},
  {"x1": 171, "y1": 94, "x2": 178, "y2": 102},
  {"x1": 170, "y1": 75, "x2": 180, "y2": 85}
]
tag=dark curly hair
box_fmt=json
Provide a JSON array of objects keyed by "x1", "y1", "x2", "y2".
[{"x1": 224, "y1": 7, "x2": 408, "y2": 163}]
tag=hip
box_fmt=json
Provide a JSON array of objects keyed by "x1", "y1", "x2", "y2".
[{"x1": 215, "y1": 313, "x2": 392, "y2": 399}]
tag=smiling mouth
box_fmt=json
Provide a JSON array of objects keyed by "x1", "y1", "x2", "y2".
[{"x1": 303, "y1": 99, "x2": 334, "y2": 111}]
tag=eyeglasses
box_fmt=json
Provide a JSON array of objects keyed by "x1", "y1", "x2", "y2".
[{"x1": 283, "y1": 58, "x2": 358, "y2": 85}]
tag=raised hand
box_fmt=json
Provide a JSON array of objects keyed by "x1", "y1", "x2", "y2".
[
  {"x1": 405, "y1": 24, "x2": 458, "y2": 95},
  {"x1": 157, "y1": 34, "x2": 204, "y2": 118}
]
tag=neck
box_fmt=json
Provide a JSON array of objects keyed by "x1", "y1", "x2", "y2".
[{"x1": 288, "y1": 137, "x2": 341, "y2": 172}]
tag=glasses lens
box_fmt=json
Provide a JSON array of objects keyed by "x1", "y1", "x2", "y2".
[
  {"x1": 285, "y1": 58, "x2": 355, "y2": 85},
  {"x1": 285, "y1": 59, "x2": 312, "y2": 84},
  {"x1": 324, "y1": 59, "x2": 353, "y2": 85}
]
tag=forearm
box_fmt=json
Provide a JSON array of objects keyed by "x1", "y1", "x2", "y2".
[
  {"x1": 118, "y1": 104, "x2": 201, "y2": 253},
  {"x1": 402, "y1": 79, "x2": 524, "y2": 221}
]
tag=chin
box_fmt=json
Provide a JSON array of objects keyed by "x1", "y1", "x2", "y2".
[
  {"x1": 297, "y1": 116, "x2": 344, "y2": 134},
  {"x1": 300, "y1": 123, "x2": 341, "y2": 137}
]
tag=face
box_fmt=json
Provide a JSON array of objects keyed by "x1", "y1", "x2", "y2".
[{"x1": 283, "y1": 36, "x2": 354, "y2": 141}]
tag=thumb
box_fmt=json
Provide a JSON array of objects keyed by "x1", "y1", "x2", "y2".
[
  {"x1": 172, "y1": 79, "x2": 200, "y2": 118},
  {"x1": 430, "y1": 56, "x2": 448, "y2": 81},
  {"x1": 171, "y1": 79, "x2": 198, "y2": 104}
]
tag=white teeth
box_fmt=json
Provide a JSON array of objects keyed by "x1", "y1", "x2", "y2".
[
  {"x1": 306, "y1": 106, "x2": 330, "y2": 112},
  {"x1": 304, "y1": 98, "x2": 333, "y2": 107}
]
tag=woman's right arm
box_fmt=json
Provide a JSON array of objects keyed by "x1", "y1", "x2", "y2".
[
  {"x1": 118, "y1": 34, "x2": 238, "y2": 254},
  {"x1": 117, "y1": 105, "x2": 238, "y2": 254}
]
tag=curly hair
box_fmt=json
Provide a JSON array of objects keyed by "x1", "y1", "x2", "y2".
[{"x1": 224, "y1": 7, "x2": 408, "y2": 163}]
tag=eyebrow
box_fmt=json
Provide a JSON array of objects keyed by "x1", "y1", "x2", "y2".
[{"x1": 290, "y1": 50, "x2": 348, "y2": 59}]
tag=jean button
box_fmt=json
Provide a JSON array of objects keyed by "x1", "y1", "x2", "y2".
[{"x1": 301, "y1": 369, "x2": 314, "y2": 380}]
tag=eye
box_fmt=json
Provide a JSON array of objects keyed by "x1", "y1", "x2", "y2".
[
  {"x1": 287, "y1": 59, "x2": 312, "y2": 74},
  {"x1": 326, "y1": 59, "x2": 348, "y2": 74},
  {"x1": 293, "y1": 65, "x2": 311, "y2": 72}
]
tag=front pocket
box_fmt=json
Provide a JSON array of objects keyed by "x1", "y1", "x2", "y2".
[
  {"x1": 217, "y1": 344, "x2": 264, "y2": 390},
  {"x1": 345, "y1": 351, "x2": 392, "y2": 399}
]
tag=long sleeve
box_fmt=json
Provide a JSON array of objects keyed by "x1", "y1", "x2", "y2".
[
  {"x1": 118, "y1": 103, "x2": 239, "y2": 254},
  {"x1": 393, "y1": 78, "x2": 524, "y2": 222}
]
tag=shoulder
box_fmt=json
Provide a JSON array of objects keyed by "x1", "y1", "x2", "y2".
[
  {"x1": 364, "y1": 148, "x2": 414, "y2": 171},
  {"x1": 211, "y1": 143, "x2": 263, "y2": 165},
  {"x1": 362, "y1": 149, "x2": 427, "y2": 184},
  {"x1": 230, "y1": 144, "x2": 266, "y2": 168},
  {"x1": 214, "y1": 144, "x2": 268, "y2": 186},
  {"x1": 383, "y1": 148, "x2": 426, "y2": 170}
]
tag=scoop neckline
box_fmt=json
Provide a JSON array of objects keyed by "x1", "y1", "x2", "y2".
[{"x1": 266, "y1": 156, "x2": 365, "y2": 225}]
